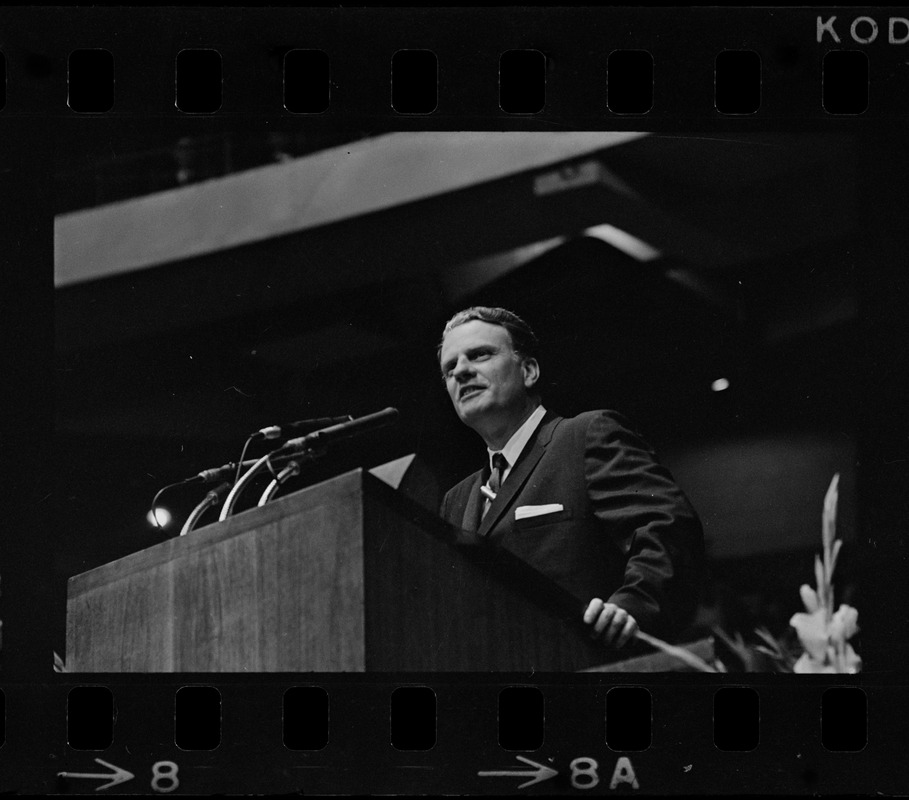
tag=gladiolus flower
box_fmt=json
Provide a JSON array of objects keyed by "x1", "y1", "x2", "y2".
[
  {"x1": 829, "y1": 604, "x2": 860, "y2": 643},
  {"x1": 789, "y1": 609, "x2": 828, "y2": 660},
  {"x1": 799, "y1": 584, "x2": 820, "y2": 613}
]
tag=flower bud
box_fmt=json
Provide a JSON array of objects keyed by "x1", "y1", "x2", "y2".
[{"x1": 799, "y1": 584, "x2": 820, "y2": 612}]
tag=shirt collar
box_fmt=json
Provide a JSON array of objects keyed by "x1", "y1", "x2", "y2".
[{"x1": 488, "y1": 405, "x2": 547, "y2": 471}]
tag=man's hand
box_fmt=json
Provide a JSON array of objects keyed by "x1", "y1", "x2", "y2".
[{"x1": 583, "y1": 598, "x2": 638, "y2": 648}]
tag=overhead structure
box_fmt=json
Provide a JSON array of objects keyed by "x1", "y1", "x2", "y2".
[{"x1": 55, "y1": 131, "x2": 647, "y2": 288}]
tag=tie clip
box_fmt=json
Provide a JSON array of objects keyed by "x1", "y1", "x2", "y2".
[{"x1": 480, "y1": 485, "x2": 497, "y2": 502}]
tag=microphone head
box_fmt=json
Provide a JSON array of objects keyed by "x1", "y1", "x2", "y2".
[
  {"x1": 277, "y1": 407, "x2": 400, "y2": 453},
  {"x1": 254, "y1": 415, "x2": 354, "y2": 440}
]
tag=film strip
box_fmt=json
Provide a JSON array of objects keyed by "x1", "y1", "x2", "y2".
[{"x1": 2, "y1": 5, "x2": 908, "y2": 795}]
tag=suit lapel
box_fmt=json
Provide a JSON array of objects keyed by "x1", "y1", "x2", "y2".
[
  {"x1": 461, "y1": 470, "x2": 486, "y2": 532},
  {"x1": 477, "y1": 412, "x2": 559, "y2": 538}
]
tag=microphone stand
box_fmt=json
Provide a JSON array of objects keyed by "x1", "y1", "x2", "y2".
[
  {"x1": 219, "y1": 448, "x2": 324, "y2": 521},
  {"x1": 218, "y1": 407, "x2": 399, "y2": 521},
  {"x1": 180, "y1": 481, "x2": 232, "y2": 537},
  {"x1": 257, "y1": 459, "x2": 303, "y2": 507}
]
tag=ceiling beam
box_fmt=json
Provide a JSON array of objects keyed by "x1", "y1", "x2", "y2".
[{"x1": 55, "y1": 132, "x2": 647, "y2": 288}]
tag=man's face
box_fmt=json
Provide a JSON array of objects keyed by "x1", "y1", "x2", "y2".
[{"x1": 439, "y1": 320, "x2": 538, "y2": 429}]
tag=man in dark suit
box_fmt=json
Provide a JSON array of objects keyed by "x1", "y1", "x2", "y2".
[{"x1": 439, "y1": 306, "x2": 704, "y2": 648}]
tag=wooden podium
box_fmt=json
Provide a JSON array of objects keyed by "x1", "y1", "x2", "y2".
[{"x1": 66, "y1": 468, "x2": 622, "y2": 672}]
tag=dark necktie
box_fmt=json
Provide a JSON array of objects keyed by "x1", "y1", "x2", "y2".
[{"x1": 482, "y1": 452, "x2": 509, "y2": 519}]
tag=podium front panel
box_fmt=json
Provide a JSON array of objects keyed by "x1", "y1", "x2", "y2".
[
  {"x1": 67, "y1": 469, "x2": 610, "y2": 672},
  {"x1": 67, "y1": 471, "x2": 368, "y2": 671}
]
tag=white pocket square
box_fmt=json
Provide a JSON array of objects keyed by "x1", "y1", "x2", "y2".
[{"x1": 515, "y1": 503, "x2": 564, "y2": 520}]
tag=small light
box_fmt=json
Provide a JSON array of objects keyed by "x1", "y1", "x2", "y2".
[
  {"x1": 711, "y1": 378, "x2": 730, "y2": 392},
  {"x1": 147, "y1": 507, "x2": 172, "y2": 528}
]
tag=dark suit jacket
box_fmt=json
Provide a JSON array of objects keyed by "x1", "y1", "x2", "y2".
[{"x1": 441, "y1": 410, "x2": 704, "y2": 641}]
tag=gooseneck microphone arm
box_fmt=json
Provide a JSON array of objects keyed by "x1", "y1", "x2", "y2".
[
  {"x1": 149, "y1": 478, "x2": 195, "y2": 530},
  {"x1": 180, "y1": 481, "x2": 232, "y2": 537},
  {"x1": 219, "y1": 452, "x2": 274, "y2": 522},
  {"x1": 219, "y1": 448, "x2": 325, "y2": 521},
  {"x1": 257, "y1": 460, "x2": 303, "y2": 507}
]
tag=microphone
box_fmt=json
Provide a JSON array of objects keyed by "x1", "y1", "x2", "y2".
[
  {"x1": 194, "y1": 457, "x2": 298, "y2": 483},
  {"x1": 275, "y1": 407, "x2": 400, "y2": 454},
  {"x1": 196, "y1": 455, "x2": 302, "y2": 486},
  {"x1": 192, "y1": 409, "x2": 398, "y2": 484},
  {"x1": 194, "y1": 462, "x2": 246, "y2": 484},
  {"x1": 253, "y1": 415, "x2": 353, "y2": 440}
]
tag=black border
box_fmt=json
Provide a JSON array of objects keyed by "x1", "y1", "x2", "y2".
[{"x1": 2, "y1": 5, "x2": 907, "y2": 795}]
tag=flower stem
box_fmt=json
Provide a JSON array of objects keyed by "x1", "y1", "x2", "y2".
[{"x1": 634, "y1": 630, "x2": 719, "y2": 673}]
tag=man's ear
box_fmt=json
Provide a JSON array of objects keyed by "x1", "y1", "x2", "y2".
[{"x1": 522, "y1": 358, "x2": 540, "y2": 390}]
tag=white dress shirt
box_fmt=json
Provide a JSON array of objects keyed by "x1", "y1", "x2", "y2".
[{"x1": 487, "y1": 404, "x2": 547, "y2": 485}]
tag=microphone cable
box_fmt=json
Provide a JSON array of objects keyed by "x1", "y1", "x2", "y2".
[
  {"x1": 235, "y1": 433, "x2": 281, "y2": 486},
  {"x1": 148, "y1": 478, "x2": 194, "y2": 531},
  {"x1": 234, "y1": 435, "x2": 255, "y2": 486}
]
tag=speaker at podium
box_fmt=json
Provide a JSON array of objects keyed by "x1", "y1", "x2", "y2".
[{"x1": 66, "y1": 456, "x2": 710, "y2": 672}]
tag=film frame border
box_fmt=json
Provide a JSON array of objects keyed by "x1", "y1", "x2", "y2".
[{"x1": 2, "y1": 4, "x2": 908, "y2": 795}]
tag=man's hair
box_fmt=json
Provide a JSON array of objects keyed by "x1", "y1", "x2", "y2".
[{"x1": 438, "y1": 306, "x2": 540, "y2": 363}]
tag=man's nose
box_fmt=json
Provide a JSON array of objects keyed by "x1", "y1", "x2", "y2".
[{"x1": 452, "y1": 356, "x2": 474, "y2": 380}]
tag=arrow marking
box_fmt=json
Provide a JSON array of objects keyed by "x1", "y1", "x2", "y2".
[
  {"x1": 478, "y1": 755, "x2": 558, "y2": 789},
  {"x1": 58, "y1": 758, "x2": 135, "y2": 791}
]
